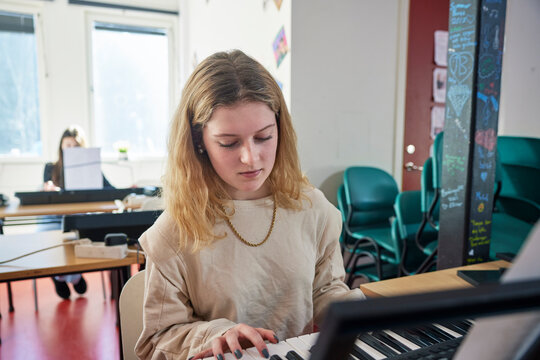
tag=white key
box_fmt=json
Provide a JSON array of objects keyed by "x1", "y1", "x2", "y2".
[
  {"x1": 244, "y1": 341, "x2": 296, "y2": 359},
  {"x1": 354, "y1": 339, "x2": 386, "y2": 360},
  {"x1": 285, "y1": 337, "x2": 311, "y2": 358},
  {"x1": 433, "y1": 323, "x2": 462, "y2": 338},
  {"x1": 298, "y1": 333, "x2": 319, "y2": 348},
  {"x1": 384, "y1": 329, "x2": 421, "y2": 351}
]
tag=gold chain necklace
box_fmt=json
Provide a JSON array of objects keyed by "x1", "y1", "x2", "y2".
[{"x1": 223, "y1": 195, "x2": 277, "y2": 247}]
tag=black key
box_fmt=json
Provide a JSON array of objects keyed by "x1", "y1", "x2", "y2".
[
  {"x1": 462, "y1": 319, "x2": 474, "y2": 328},
  {"x1": 416, "y1": 325, "x2": 447, "y2": 342},
  {"x1": 392, "y1": 328, "x2": 433, "y2": 347},
  {"x1": 408, "y1": 327, "x2": 439, "y2": 345},
  {"x1": 351, "y1": 344, "x2": 375, "y2": 360},
  {"x1": 424, "y1": 324, "x2": 454, "y2": 341},
  {"x1": 438, "y1": 321, "x2": 467, "y2": 336},
  {"x1": 270, "y1": 355, "x2": 283, "y2": 360},
  {"x1": 285, "y1": 350, "x2": 304, "y2": 360},
  {"x1": 358, "y1": 334, "x2": 399, "y2": 358},
  {"x1": 454, "y1": 319, "x2": 473, "y2": 331},
  {"x1": 372, "y1": 331, "x2": 412, "y2": 353}
]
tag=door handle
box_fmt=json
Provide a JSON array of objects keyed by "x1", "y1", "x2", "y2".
[{"x1": 404, "y1": 162, "x2": 424, "y2": 172}]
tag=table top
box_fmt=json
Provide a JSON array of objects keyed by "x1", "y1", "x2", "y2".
[
  {"x1": 0, "y1": 200, "x2": 122, "y2": 218},
  {"x1": 0, "y1": 230, "x2": 144, "y2": 281},
  {"x1": 359, "y1": 260, "x2": 511, "y2": 297}
]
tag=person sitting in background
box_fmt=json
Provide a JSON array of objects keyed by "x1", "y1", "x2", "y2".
[{"x1": 43, "y1": 125, "x2": 112, "y2": 299}]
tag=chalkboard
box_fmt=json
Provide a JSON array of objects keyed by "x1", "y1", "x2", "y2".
[{"x1": 437, "y1": 0, "x2": 507, "y2": 269}]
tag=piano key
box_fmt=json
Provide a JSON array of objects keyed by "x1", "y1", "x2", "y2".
[
  {"x1": 269, "y1": 355, "x2": 283, "y2": 360},
  {"x1": 383, "y1": 330, "x2": 421, "y2": 351},
  {"x1": 358, "y1": 334, "x2": 399, "y2": 357},
  {"x1": 371, "y1": 330, "x2": 412, "y2": 353},
  {"x1": 297, "y1": 333, "x2": 319, "y2": 348},
  {"x1": 433, "y1": 323, "x2": 462, "y2": 338},
  {"x1": 285, "y1": 350, "x2": 305, "y2": 360},
  {"x1": 422, "y1": 324, "x2": 454, "y2": 341},
  {"x1": 354, "y1": 339, "x2": 386, "y2": 360},
  {"x1": 391, "y1": 328, "x2": 432, "y2": 348},
  {"x1": 437, "y1": 320, "x2": 468, "y2": 336},
  {"x1": 414, "y1": 325, "x2": 445, "y2": 343},
  {"x1": 284, "y1": 337, "x2": 311, "y2": 358},
  {"x1": 350, "y1": 343, "x2": 376, "y2": 360}
]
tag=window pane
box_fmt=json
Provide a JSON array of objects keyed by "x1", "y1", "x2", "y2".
[
  {"x1": 0, "y1": 11, "x2": 42, "y2": 156},
  {"x1": 91, "y1": 21, "x2": 169, "y2": 157}
]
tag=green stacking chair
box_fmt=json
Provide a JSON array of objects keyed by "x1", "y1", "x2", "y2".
[
  {"x1": 394, "y1": 189, "x2": 438, "y2": 276},
  {"x1": 496, "y1": 136, "x2": 540, "y2": 224},
  {"x1": 341, "y1": 166, "x2": 400, "y2": 282},
  {"x1": 337, "y1": 184, "x2": 387, "y2": 284}
]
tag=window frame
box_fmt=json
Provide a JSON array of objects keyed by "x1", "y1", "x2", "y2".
[
  {"x1": 85, "y1": 9, "x2": 179, "y2": 161},
  {"x1": 0, "y1": 1, "x2": 49, "y2": 163}
]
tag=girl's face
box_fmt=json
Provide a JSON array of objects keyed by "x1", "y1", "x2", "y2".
[
  {"x1": 61, "y1": 136, "x2": 79, "y2": 150},
  {"x1": 202, "y1": 101, "x2": 278, "y2": 200}
]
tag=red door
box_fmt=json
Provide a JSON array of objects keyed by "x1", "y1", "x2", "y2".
[{"x1": 402, "y1": 0, "x2": 449, "y2": 190}]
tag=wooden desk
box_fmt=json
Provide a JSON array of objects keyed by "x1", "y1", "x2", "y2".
[
  {"x1": 0, "y1": 200, "x2": 121, "y2": 218},
  {"x1": 0, "y1": 230, "x2": 144, "y2": 282},
  {"x1": 360, "y1": 260, "x2": 511, "y2": 298}
]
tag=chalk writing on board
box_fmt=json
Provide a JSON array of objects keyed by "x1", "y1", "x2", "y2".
[
  {"x1": 479, "y1": 161, "x2": 492, "y2": 169},
  {"x1": 448, "y1": 52, "x2": 474, "y2": 82},
  {"x1": 469, "y1": 219, "x2": 491, "y2": 248},
  {"x1": 474, "y1": 128, "x2": 496, "y2": 151},
  {"x1": 480, "y1": 171, "x2": 488, "y2": 182},
  {"x1": 447, "y1": 84, "x2": 471, "y2": 117},
  {"x1": 441, "y1": 185, "x2": 464, "y2": 198},
  {"x1": 444, "y1": 154, "x2": 466, "y2": 175},
  {"x1": 475, "y1": 192, "x2": 489, "y2": 201}
]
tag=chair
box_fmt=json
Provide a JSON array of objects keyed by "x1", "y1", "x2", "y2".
[
  {"x1": 337, "y1": 184, "x2": 382, "y2": 284},
  {"x1": 393, "y1": 190, "x2": 438, "y2": 276},
  {"x1": 340, "y1": 166, "x2": 400, "y2": 282},
  {"x1": 496, "y1": 136, "x2": 540, "y2": 224},
  {"x1": 119, "y1": 270, "x2": 146, "y2": 360}
]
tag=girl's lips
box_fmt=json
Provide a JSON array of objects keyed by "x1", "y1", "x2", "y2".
[{"x1": 239, "y1": 169, "x2": 262, "y2": 178}]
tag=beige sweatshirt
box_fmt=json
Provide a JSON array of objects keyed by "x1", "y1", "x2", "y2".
[{"x1": 135, "y1": 188, "x2": 365, "y2": 359}]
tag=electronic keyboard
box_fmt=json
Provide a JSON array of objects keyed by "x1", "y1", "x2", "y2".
[{"x1": 202, "y1": 319, "x2": 472, "y2": 360}]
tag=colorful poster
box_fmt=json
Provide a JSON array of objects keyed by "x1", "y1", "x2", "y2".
[{"x1": 272, "y1": 26, "x2": 288, "y2": 68}]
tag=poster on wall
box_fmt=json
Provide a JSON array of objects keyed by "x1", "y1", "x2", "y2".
[
  {"x1": 434, "y1": 30, "x2": 448, "y2": 66},
  {"x1": 431, "y1": 106, "x2": 445, "y2": 140},
  {"x1": 433, "y1": 67, "x2": 447, "y2": 103},
  {"x1": 272, "y1": 26, "x2": 289, "y2": 68}
]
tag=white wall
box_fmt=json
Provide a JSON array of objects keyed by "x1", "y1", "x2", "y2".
[
  {"x1": 291, "y1": 0, "x2": 407, "y2": 203},
  {"x1": 178, "y1": 0, "x2": 291, "y2": 104},
  {"x1": 499, "y1": 0, "x2": 540, "y2": 136}
]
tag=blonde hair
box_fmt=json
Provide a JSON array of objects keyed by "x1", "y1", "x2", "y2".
[
  {"x1": 52, "y1": 125, "x2": 87, "y2": 189},
  {"x1": 164, "y1": 50, "x2": 310, "y2": 252}
]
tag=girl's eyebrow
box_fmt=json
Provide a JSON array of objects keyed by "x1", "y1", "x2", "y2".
[{"x1": 214, "y1": 123, "x2": 275, "y2": 138}]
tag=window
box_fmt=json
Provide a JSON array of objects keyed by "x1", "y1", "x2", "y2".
[
  {"x1": 0, "y1": 10, "x2": 42, "y2": 157},
  {"x1": 90, "y1": 21, "x2": 171, "y2": 158}
]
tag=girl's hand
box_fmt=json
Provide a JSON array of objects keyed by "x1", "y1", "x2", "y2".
[{"x1": 190, "y1": 323, "x2": 279, "y2": 360}]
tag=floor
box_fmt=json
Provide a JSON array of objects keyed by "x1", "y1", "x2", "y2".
[{"x1": 0, "y1": 270, "x2": 125, "y2": 360}]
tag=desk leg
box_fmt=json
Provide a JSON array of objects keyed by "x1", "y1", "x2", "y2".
[
  {"x1": 7, "y1": 282, "x2": 14, "y2": 312},
  {"x1": 33, "y1": 279, "x2": 38, "y2": 312}
]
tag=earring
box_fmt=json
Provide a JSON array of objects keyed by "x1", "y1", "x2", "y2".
[{"x1": 197, "y1": 144, "x2": 204, "y2": 154}]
